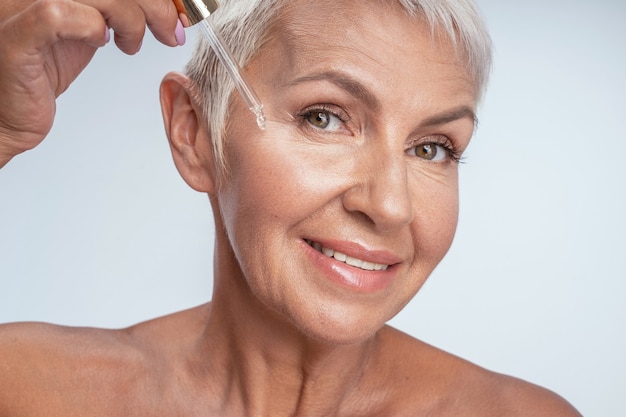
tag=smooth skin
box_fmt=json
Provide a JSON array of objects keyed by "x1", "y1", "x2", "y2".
[{"x1": 0, "y1": 0, "x2": 582, "y2": 416}]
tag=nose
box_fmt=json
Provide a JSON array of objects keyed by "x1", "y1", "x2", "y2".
[{"x1": 342, "y1": 145, "x2": 413, "y2": 232}]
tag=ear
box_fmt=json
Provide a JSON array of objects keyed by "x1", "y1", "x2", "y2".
[{"x1": 160, "y1": 72, "x2": 218, "y2": 194}]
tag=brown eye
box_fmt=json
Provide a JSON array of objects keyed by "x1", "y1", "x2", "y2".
[
  {"x1": 300, "y1": 106, "x2": 347, "y2": 132},
  {"x1": 306, "y1": 110, "x2": 331, "y2": 128},
  {"x1": 415, "y1": 144, "x2": 438, "y2": 160},
  {"x1": 407, "y1": 142, "x2": 452, "y2": 162}
]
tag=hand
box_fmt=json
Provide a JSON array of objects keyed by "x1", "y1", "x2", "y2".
[{"x1": 0, "y1": 0, "x2": 182, "y2": 167}]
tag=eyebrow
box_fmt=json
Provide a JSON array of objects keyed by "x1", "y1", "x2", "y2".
[
  {"x1": 288, "y1": 71, "x2": 476, "y2": 127},
  {"x1": 288, "y1": 71, "x2": 381, "y2": 111},
  {"x1": 420, "y1": 106, "x2": 477, "y2": 128}
]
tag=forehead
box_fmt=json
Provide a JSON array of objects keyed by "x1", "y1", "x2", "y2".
[{"x1": 261, "y1": 0, "x2": 477, "y2": 108}]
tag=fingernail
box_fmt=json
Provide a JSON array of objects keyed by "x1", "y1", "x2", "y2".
[
  {"x1": 135, "y1": 39, "x2": 143, "y2": 54},
  {"x1": 175, "y1": 19, "x2": 186, "y2": 46},
  {"x1": 104, "y1": 27, "x2": 110, "y2": 44}
]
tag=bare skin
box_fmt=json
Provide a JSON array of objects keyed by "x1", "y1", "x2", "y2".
[
  {"x1": 0, "y1": 0, "x2": 582, "y2": 416},
  {"x1": 0, "y1": 306, "x2": 579, "y2": 416}
]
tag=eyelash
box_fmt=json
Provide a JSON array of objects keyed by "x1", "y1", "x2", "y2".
[
  {"x1": 297, "y1": 105, "x2": 351, "y2": 132},
  {"x1": 410, "y1": 136, "x2": 465, "y2": 164}
]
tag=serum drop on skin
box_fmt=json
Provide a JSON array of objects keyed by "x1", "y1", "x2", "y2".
[{"x1": 174, "y1": 0, "x2": 267, "y2": 130}]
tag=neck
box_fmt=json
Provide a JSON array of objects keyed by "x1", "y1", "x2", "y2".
[{"x1": 189, "y1": 237, "x2": 382, "y2": 417}]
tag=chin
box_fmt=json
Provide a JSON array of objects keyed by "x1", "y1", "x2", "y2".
[
  {"x1": 282, "y1": 301, "x2": 396, "y2": 347},
  {"x1": 300, "y1": 325, "x2": 381, "y2": 347}
]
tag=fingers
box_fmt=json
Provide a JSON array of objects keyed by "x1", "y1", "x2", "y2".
[
  {"x1": 2, "y1": 0, "x2": 109, "y2": 51},
  {"x1": 78, "y1": 0, "x2": 181, "y2": 53},
  {"x1": 4, "y1": 0, "x2": 184, "y2": 56},
  {"x1": 139, "y1": 0, "x2": 182, "y2": 47},
  {"x1": 0, "y1": 0, "x2": 184, "y2": 167},
  {"x1": 91, "y1": 0, "x2": 147, "y2": 54}
]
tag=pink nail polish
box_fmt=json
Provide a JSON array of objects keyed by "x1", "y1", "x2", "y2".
[
  {"x1": 175, "y1": 19, "x2": 186, "y2": 46},
  {"x1": 104, "y1": 27, "x2": 110, "y2": 44}
]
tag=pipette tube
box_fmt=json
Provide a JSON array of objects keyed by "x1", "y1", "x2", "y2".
[{"x1": 174, "y1": 0, "x2": 266, "y2": 129}]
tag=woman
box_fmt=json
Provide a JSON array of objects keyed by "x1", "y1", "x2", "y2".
[{"x1": 0, "y1": 0, "x2": 581, "y2": 415}]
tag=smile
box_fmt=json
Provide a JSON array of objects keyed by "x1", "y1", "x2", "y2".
[{"x1": 305, "y1": 239, "x2": 389, "y2": 271}]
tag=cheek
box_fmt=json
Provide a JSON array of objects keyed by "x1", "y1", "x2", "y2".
[
  {"x1": 411, "y1": 170, "x2": 460, "y2": 263},
  {"x1": 216, "y1": 134, "x2": 347, "y2": 270},
  {"x1": 225, "y1": 137, "x2": 355, "y2": 226}
]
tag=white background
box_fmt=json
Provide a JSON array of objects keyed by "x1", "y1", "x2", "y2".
[{"x1": 1, "y1": 1, "x2": 624, "y2": 415}]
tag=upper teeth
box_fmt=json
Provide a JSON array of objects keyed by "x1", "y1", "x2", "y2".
[{"x1": 306, "y1": 240, "x2": 389, "y2": 271}]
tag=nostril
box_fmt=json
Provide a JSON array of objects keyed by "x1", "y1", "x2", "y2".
[{"x1": 341, "y1": 178, "x2": 413, "y2": 231}]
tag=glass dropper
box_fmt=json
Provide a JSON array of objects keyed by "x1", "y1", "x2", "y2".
[{"x1": 174, "y1": 0, "x2": 266, "y2": 130}]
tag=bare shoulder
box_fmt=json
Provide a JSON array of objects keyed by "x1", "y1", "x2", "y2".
[
  {"x1": 0, "y1": 304, "x2": 210, "y2": 417},
  {"x1": 377, "y1": 326, "x2": 582, "y2": 417},
  {"x1": 0, "y1": 320, "x2": 146, "y2": 416},
  {"x1": 490, "y1": 372, "x2": 582, "y2": 417}
]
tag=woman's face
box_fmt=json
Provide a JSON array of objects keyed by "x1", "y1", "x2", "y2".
[{"x1": 214, "y1": 0, "x2": 477, "y2": 344}]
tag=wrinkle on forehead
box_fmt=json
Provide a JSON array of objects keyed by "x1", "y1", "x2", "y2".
[
  {"x1": 267, "y1": 0, "x2": 468, "y2": 78},
  {"x1": 270, "y1": 1, "x2": 410, "y2": 62}
]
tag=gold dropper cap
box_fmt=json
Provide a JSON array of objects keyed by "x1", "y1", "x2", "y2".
[{"x1": 174, "y1": 0, "x2": 219, "y2": 26}]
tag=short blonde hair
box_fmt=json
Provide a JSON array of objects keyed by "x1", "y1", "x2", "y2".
[{"x1": 185, "y1": 0, "x2": 492, "y2": 177}]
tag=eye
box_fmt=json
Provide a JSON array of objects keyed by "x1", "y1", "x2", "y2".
[
  {"x1": 300, "y1": 106, "x2": 347, "y2": 132},
  {"x1": 408, "y1": 143, "x2": 447, "y2": 161},
  {"x1": 406, "y1": 137, "x2": 462, "y2": 163}
]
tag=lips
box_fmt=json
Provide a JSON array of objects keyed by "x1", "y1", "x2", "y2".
[{"x1": 304, "y1": 239, "x2": 390, "y2": 271}]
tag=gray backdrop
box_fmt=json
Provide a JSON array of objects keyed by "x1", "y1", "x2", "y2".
[{"x1": 1, "y1": 1, "x2": 624, "y2": 415}]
